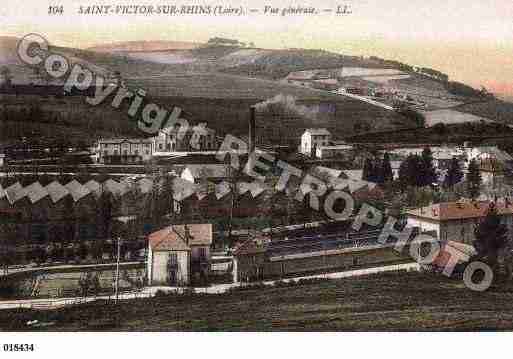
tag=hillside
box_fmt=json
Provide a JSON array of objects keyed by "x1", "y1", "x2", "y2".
[
  {"x1": 454, "y1": 99, "x2": 513, "y2": 125},
  {"x1": 87, "y1": 40, "x2": 203, "y2": 52},
  {"x1": 2, "y1": 36, "x2": 513, "y2": 143},
  {"x1": 3, "y1": 272, "x2": 513, "y2": 331}
]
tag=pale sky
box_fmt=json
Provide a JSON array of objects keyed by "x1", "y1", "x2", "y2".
[{"x1": 1, "y1": 0, "x2": 513, "y2": 95}]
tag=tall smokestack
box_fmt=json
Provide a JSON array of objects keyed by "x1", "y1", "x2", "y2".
[{"x1": 249, "y1": 106, "x2": 256, "y2": 155}]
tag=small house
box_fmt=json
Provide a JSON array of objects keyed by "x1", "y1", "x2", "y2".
[
  {"x1": 300, "y1": 128, "x2": 331, "y2": 157},
  {"x1": 147, "y1": 224, "x2": 213, "y2": 286}
]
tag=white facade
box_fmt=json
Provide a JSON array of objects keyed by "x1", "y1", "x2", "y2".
[
  {"x1": 96, "y1": 138, "x2": 153, "y2": 164},
  {"x1": 147, "y1": 247, "x2": 190, "y2": 286},
  {"x1": 0, "y1": 153, "x2": 4, "y2": 167},
  {"x1": 153, "y1": 124, "x2": 217, "y2": 153},
  {"x1": 301, "y1": 129, "x2": 331, "y2": 156}
]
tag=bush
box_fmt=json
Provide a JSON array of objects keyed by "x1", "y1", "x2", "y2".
[{"x1": 154, "y1": 289, "x2": 169, "y2": 298}]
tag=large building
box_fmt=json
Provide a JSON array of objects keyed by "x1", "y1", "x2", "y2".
[
  {"x1": 315, "y1": 143, "x2": 353, "y2": 160},
  {"x1": 406, "y1": 200, "x2": 513, "y2": 244},
  {"x1": 233, "y1": 226, "x2": 421, "y2": 283},
  {"x1": 96, "y1": 138, "x2": 153, "y2": 164},
  {"x1": 300, "y1": 128, "x2": 332, "y2": 156},
  {"x1": 0, "y1": 177, "x2": 153, "y2": 263},
  {"x1": 153, "y1": 124, "x2": 217, "y2": 153},
  {"x1": 147, "y1": 224, "x2": 213, "y2": 286}
]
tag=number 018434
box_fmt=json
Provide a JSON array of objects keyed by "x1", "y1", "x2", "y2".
[{"x1": 3, "y1": 344, "x2": 35, "y2": 352}]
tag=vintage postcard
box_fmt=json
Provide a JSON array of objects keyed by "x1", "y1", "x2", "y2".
[{"x1": 1, "y1": 0, "x2": 513, "y2": 355}]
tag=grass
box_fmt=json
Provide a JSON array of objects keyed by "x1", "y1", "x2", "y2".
[{"x1": 2, "y1": 271, "x2": 513, "y2": 331}]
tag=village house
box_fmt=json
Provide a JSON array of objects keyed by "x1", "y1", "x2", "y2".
[
  {"x1": 406, "y1": 200, "x2": 513, "y2": 245},
  {"x1": 300, "y1": 128, "x2": 331, "y2": 156},
  {"x1": 153, "y1": 123, "x2": 217, "y2": 153},
  {"x1": 147, "y1": 224, "x2": 213, "y2": 286},
  {"x1": 96, "y1": 138, "x2": 153, "y2": 164}
]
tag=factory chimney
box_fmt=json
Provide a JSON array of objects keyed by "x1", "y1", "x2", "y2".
[{"x1": 249, "y1": 106, "x2": 256, "y2": 155}]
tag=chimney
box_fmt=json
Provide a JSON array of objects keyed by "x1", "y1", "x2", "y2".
[{"x1": 249, "y1": 106, "x2": 256, "y2": 155}]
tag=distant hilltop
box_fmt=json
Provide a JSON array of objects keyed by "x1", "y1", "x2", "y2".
[{"x1": 87, "y1": 40, "x2": 204, "y2": 53}]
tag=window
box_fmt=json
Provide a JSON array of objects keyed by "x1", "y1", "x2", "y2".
[
  {"x1": 168, "y1": 253, "x2": 178, "y2": 267},
  {"x1": 159, "y1": 144, "x2": 163, "y2": 150},
  {"x1": 123, "y1": 150, "x2": 128, "y2": 156},
  {"x1": 114, "y1": 150, "x2": 119, "y2": 156},
  {"x1": 198, "y1": 247, "x2": 207, "y2": 260}
]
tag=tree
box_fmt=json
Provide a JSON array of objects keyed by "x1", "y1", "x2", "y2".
[
  {"x1": 398, "y1": 154, "x2": 422, "y2": 189},
  {"x1": 420, "y1": 147, "x2": 437, "y2": 186},
  {"x1": 97, "y1": 190, "x2": 113, "y2": 239},
  {"x1": 444, "y1": 157, "x2": 464, "y2": 188},
  {"x1": 362, "y1": 158, "x2": 374, "y2": 182},
  {"x1": 473, "y1": 202, "x2": 510, "y2": 276},
  {"x1": 0, "y1": 66, "x2": 12, "y2": 88},
  {"x1": 382, "y1": 152, "x2": 394, "y2": 183},
  {"x1": 467, "y1": 159, "x2": 482, "y2": 200},
  {"x1": 78, "y1": 272, "x2": 95, "y2": 297}
]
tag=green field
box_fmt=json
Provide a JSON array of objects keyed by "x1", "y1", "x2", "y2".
[{"x1": 2, "y1": 272, "x2": 513, "y2": 331}]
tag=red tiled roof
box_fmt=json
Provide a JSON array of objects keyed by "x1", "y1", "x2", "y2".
[
  {"x1": 406, "y1": 200, "x2": 513, "y2": 221},
  {"x1": 148, "y1": 224, "x2": 213, "y2": 251},
  {"x1": 172, "y1": 224, "x2": 213, "y2": 246}
]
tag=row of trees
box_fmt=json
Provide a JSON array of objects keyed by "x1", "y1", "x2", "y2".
[
  {"x1": 362, "y1": 147, "x2": 484, "y2": 206},
  {"x1": 397, "y1": 148, "x2": 438, "y2": 188},
  {"x1": 362, "y1": 153, "x2": 393, "y2": 184},
  {"x1": 0, "y1": 239, "x2": 146, "y2": 267}
]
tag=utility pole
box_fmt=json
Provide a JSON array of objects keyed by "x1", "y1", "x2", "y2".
[{"x1": 115, "y1": 236, "x2": 121, "y2": 304}]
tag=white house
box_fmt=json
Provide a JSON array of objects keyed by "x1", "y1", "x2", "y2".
[
  {"x1": 0, "y1": 153, "x2": 4, "y2": 167},
  {"x1": 147, "y1": 224, "x2": 213, "y2": 286},
  {"x1": 153, "y1": 123, "x2": 217, "y2": 153},
  {"x1": 96, "y1": 138, "x2": 153, "y2": 164},
  {"x1": 406, "y1": 200, "x2": 513, "y2": 245},
  {"x1": 300, "y1": 128, "x2": 331, "y2": 156}
]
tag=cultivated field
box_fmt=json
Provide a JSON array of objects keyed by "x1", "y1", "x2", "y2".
[
  {"x1": 2, "y1": 272, "x2": 513, "y2": 331},
  {"x1": 422, "y1": 109, "x2": 491, "y2": 126}
]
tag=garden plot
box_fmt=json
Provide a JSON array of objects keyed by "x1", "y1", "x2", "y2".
[
  {"x1": 339, "y1": 67, "x2": 406, "y2": 77},
  {"x1": 126, "y1": 51, "x2": 198, "y2": 64},
  {"x1": 362, "y1": 74, "x2": 411, "y2": 84},
  {"x1": 422, "y1": 109, "x2": 492, "y2": 126}
]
